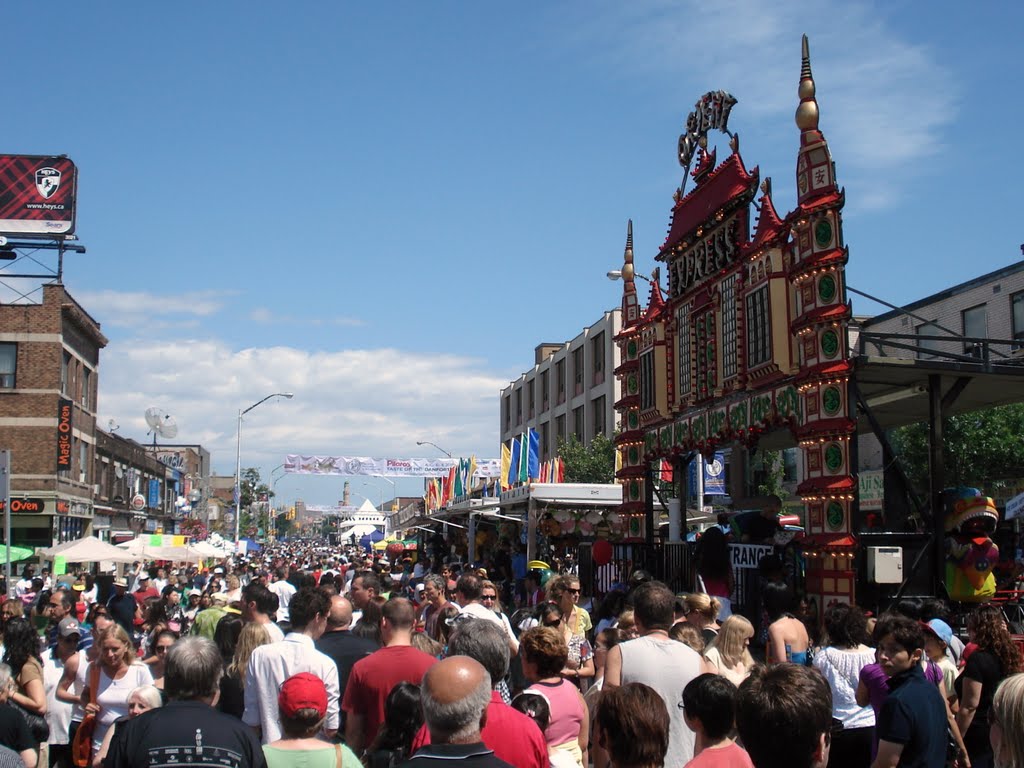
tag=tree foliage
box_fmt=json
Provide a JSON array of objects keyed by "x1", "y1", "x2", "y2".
[
  {"x1": 240, "y1": 467, "x2": 274, "y2": 539},
  {"x1": 558, "y1": 434, "x2": 616, "y2": 484},
  {"x1": 889, "y1": 403, "x2": 1024, "y2": 494}
]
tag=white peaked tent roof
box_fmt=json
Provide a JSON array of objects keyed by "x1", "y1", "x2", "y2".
[{"x1": 39, "y1": 536, "x2": 136, "y2": 563}]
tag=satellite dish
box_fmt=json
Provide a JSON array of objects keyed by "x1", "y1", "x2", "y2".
[
  {"x1": 114, "y1": 465, "x2": 123, "y2": 479},
  {"x1": 144, "y1": 407, "x2": 179, "y2": 445}
]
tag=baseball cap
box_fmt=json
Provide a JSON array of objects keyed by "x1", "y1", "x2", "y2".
[
  {"x1": 113, "y1": 578, "x2": 128, "y2": 588},
  {"x1": 923, "y1": 619, "x2": 954, "y2": 647},
  {"x1": 213, "y1": 567, "x2": 224, "y2": 574},
  {"x1": 278, "y1": 673, "x2": 328, "y2": 718},
  {"x1": 58, "y1": 617, "x2": 82, "y2": 638},
  {"x1": 187, "y1": 588, "x2": 201, "y2": 597},
  {"x1": 72, "y1": 583, "x2": 86, "y2": 592},
  {"x1": 210, "y1": 593, "x2": 228, "y2": 605},
  {"x1": 138, "y1": 572, "x2": 150, "y2": 581}
]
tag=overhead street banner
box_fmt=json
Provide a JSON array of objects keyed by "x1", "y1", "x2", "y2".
[
  {"x1": 284, "y1": 455, "x2": 502, "y2": 479},
  {"x1": 0, "y1": 155, "x2": 78, "y2": 236}
]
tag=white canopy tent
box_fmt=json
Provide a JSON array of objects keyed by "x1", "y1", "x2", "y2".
[{"x1": 38, "y1": 536, "x2": 136, "y2": 564}]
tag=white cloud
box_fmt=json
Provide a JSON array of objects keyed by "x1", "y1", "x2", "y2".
[
  {"x1": 570, "y1": 0, "x2": 957, "y2": 208},
  {"x1": 74, "y1": 288, "x2": 232, "y2": 327},
  {"x1": 97, "y1": 339, "x2": 509, "y2": 481},
  {"x1": 248, "y1": 307, "x2": 365, "y2": 328}
]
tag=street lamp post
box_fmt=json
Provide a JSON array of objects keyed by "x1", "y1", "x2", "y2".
[
  {"x1": 235, "y1": 392, "x2": 293, "y2": 548},
  {"x1": 416, "y1": 440, "x2": 453, "y2": 458}
]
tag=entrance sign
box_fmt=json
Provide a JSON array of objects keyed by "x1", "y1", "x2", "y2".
[
  {"x1": 284, "y1": 455, "x2": 501, "y2": 478},
  {"x1": 730, "y1": 544, "x2": 774, "y2": 570}
]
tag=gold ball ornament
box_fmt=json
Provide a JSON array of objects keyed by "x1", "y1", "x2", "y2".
[
  {"x1": 621, "y1": 263, "x2": 634, "y2": 281},
  {"x1": 795, "y1": 100, "x2": 819, "y2": 131}
]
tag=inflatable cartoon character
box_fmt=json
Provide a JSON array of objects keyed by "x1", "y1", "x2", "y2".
[{"x1": 944, "y1": 487, "x2": 1000, "y2": 603}]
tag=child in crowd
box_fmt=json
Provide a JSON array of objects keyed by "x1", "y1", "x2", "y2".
[
  {"x1": 511, "y1": 692, "x2": 577, "y2": 768},
  {"x1": 682, "y1": 674, "x2": 753, "y2": 768},
  {"x1": 922, "y1": 619, "x2": 958, "y2": 705}
]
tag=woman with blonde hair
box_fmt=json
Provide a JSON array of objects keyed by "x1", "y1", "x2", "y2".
[
  {"x1": 219, "y1": 622, "x2": 271, "y2": 718},
  {"x1": 991, "y1": 672, "x2": 1024, "y2": 768},
  {"x1": 81, "y1": 624, "x2": 153, "y2": 758},
  {"x1": 704, "y1": 615, "x2": 755, "y2": 686},
  {"x1": 680, "y1": 592, "x2": 721, "y2": 646}
]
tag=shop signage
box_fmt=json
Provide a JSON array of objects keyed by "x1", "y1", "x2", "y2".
[
  {"x1": 56, "y1": 398, "x2": 73, "y2": 471},
  {"x1": 147, "y1": 479, "x2": 160, "y2": 509},
  {"x1": 729, "y1": 543, "x2": 774, "y2": 570},
  {"x1": 859, "y1": 470, "x2": 884, "y2": 511},
  {"x1": 1006, "y1": 492, "x2": 1024, "y2": 522},
  {"x1": 0, "y1": 154, "x2": 78, "y2": 236},
  {"x1": 130, "y1": 494, "x2": 146, "y2": 511},
  {"x1": 0, "y1": 497, "x2": 45, "y2": 513}
]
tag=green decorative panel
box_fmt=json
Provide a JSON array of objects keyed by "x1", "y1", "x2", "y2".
[
  {"x1": 824, "y1": 442, "x2": 844, "y2": 474},
  {"x1": 629, "y1": 481, "x2": 641, "y2": 501},
  {"x1": 751, "y1": 393, "x2": 772, "y2": 425},
  {"x1": 822, "y1": 386, "x2": 842, "y2": 416},
  {"x1": 628, "y1": 446, "x2": 639, "y2": 464},
  {"x1": 627, "y1": 339, "x2": 638, "y2": 359},
  {"x1": 818, "y1": 274, "x2": 837, "y2": 303},
  {"x1": 628, "y1": 374, "x2": 639, "y2": 394},
  {"x1": 821, "y1": 329, "x2": 840, "y2": 359},
  {"x1": 814, "y1": 218, "x2": 833, "y2": 248},
  {"x1": 674, "y1": 420, "x2": 688, "y2": 446},
  {"x1": 729, "y1": 401, "x2": 748, "y2": 432},
  {"x1": 826, "y1": 501, "x2": 845, "y2": 531},
  {"x1": 628, "y1": 411, "x2": 639, "y2": 430}
]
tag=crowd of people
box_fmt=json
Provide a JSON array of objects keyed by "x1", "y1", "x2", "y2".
[{"x1": 0, "y1": 541, "x2": 1022, "y2": 768}]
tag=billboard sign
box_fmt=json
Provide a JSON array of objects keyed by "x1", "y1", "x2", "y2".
[{"x1": 0, "y1": 155, "x2": 77, "y2": 236}]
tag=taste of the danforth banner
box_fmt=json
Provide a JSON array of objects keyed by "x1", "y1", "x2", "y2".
[{"x1": 284, "y1": 455, "x2": 502, "y2": 479}]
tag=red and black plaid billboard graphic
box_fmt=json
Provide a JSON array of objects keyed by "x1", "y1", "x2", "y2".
[{"x1": 0, "y1": 155, "x2": 77, "y2": 236}]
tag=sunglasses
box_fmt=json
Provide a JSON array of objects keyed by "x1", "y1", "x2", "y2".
[
  {"x1": 566, "y1": 588, "x2": 580, "y2": 594},
  {"x1": 544, "y1": 621, "x2": 561, "y2": 628},
  {"x1": 481, "y1": 595, "x2": 497, "y2": 601}
]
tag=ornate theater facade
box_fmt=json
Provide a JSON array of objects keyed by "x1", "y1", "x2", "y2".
[{"x1": 614, "y1": 37, "x2": 858, "y2": 606}]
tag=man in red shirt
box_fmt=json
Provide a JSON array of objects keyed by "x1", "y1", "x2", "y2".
[
  {"x1": 411, "y1": 619, "x2": 549, "y2": 768},
  {"x1": 342, "y1": 597, "x2": 436, "y2": 753}
]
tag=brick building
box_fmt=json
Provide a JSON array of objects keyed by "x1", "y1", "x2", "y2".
[
  {"x1": 0, "y1": 284, "x2": 107, "y2": 547},
  {"x1": 500, "y1": 310, "x2": 621, "y2": 461}
]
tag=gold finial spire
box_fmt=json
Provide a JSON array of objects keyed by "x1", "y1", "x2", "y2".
[
  {"x1": 622, "y1": 219, "x2": 635, "y2": 282},
  {"x1": 795, "y1": 34, "x2": 820, "y2": 132}
]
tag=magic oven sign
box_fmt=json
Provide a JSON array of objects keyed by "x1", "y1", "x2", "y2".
[
  {"x1": 0, "y1": 498, "x2": 45, "y2": 513},
  {"x1": 57, "y1": 398, "x2": 73, "y2": 471}
]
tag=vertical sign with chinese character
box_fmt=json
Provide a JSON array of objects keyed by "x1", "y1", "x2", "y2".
[
  {"x1": 57, "y1": 399, "x2": 73, "y2": 471},
  {"x1": 147, "y1": 479, "x2": 160, "y2": 510}
]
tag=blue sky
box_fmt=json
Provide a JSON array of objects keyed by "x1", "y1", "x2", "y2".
[{"x1": 4, "y1": 1, "x2": 1022, "y2": 507}]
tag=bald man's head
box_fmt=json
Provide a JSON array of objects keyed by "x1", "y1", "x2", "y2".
[
  {"x1": 421, "y1": 656, "x2": 492, "y2": 744},
  {"x1": 327, "y1": 595, "x2": 354, "y2": 630}
]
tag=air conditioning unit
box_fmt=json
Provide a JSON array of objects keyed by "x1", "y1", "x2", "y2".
[
  {"x1": 867, "y1": 546, "x2": 903, "y2": 584},
  {"x1": 93, "y1": 484, "x2": 102, "y2": 495}
]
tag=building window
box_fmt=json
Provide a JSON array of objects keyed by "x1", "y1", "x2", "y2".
[
  {"x1": 962, "y1": 304, "x2": 987, "y2": 357},
  {"x1": 79, "y1": 440, "x2": 89, "y2": 484},
  {"x1": 640, "y1": 349, "x2": 655, "y2": 410},
  {"x1": 556, "y1": 360, "x2": 566, "y2": 404},
  {"x1": 721, "y1": 274, "x2": 738, "y2": 379},
  {"x1": 677, "y1": 306, "x2": 691, "y2": 397},
  {"x1": 592, "y1": 333, "x2": 605, "y2": 385},
  {"x1": 541, "y1": 422, "x2": 550, "y2": 460},
  {"x1": 573, "y1": 406, "x2": 585, "y2": 441},
  {"x1": 527, "y1": 380, "x2": 535, "y2": 419},
  {"x1": 1013, "y1": 292, "x2": 1024, "y2": 348},
  {"x1": 61, "y1": 351, "x2": 71, "y2": 395},
  {"x1": 555, "y1": 414, "x2": 566, "y2": 443},
  {"x1": 540, "y1": 370, "x2": 549, "y2": 411},
  {"x1": 0, "y1": 344, "x2": 15, "y2": 388},
  {"x1": 573, "y1": 347, "x2": 585, "y2": 396},
  {"x1": 515, "y1": 389, "x2": 522, "y2": 425},
  {"x1": 81, "y1": 367, "x2": 92, "y2": 410},
  {"x1": 916, "y1": 321, "x2": 943, "y2": 359},
  {"x1": 746, "y1": 286, "x2": 771, "y2": 367},
  {"x1": 593, "y1": 396, "x2": 606, "y2": 437},
  {"x1": 503, "y1": 395, "x2": 511, "y2": 432}
]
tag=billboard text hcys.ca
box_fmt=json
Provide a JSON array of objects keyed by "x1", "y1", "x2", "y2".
[{"x1": 0, "y1": 155, "x2": 77, "y2": 236}]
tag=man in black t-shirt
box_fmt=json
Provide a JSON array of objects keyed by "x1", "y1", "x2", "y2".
[
  {"x1": 106, "y1": 637, "x2": 265, "y2": 768},
  {"x1": 315, "y1": 595, "x2": 378, "y2": 731}
]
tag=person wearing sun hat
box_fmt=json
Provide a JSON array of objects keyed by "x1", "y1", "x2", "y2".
[
  {"x1": 262, "y1": 673, "x2": 360, "y2": 768},
  {"x1": 921, "y1": 618, "x2": 958, "y2": 705}
]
